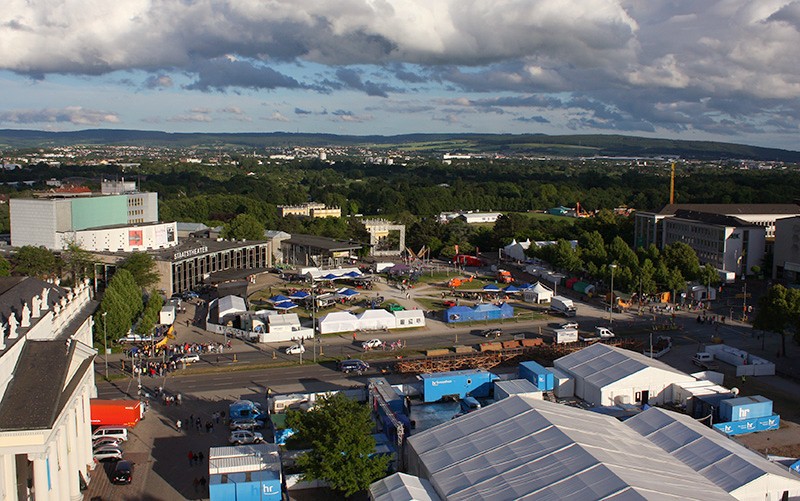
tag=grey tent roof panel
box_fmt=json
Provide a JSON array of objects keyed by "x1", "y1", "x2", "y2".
[{"x1": 407, "y1": 396, "x2": 734, "y2": 501}]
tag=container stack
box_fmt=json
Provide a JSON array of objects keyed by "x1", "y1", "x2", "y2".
[{"x1": 712, "y1": 395, "x2": 780, "y2": 436}]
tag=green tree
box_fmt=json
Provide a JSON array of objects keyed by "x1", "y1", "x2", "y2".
[
  {"x1": 698, "y1": 264, "x2": 720, "y2": 289},
  {"x1": 0, "y1": 255, "x2": 10, "y2": 277},
  {"x1": 62, "y1": 241, "x2": 94, "y2": 286},
  {"x1": 663, "y1": 242, "x2": 700, "y2": 281},
  {"x1": 222, "y1": 213, "x2": 265, "y2": 241},
  {"x1": 95, "y1": 269, "x2": 144, "y2": 343},
  {"x1": 136, "y1": 290, "x2": 164, "y2": 336},
  {"x1": 754, "y1": 285, "x2": 792, "y2": 356},
  {"x1": 286, "y1": 393, "x2": 390, "y2": 497},
  {"x1": 13, "y1": 246, "x2": 61, "y2": 278},
  {"x1": 119, "y1": 252, "x2": 160, "y2": 289}
]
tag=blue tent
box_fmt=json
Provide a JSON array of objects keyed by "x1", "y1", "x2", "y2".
[
  {"x1": 338, "y1": 288, "x2": 359, "y2": 297},
  {"x1": 445, "y1": 306, "x2": 473, "y2": 323},
  {"x1": 446, "y1": 303, "x2": 514, "y2": 323},
  {"x1": 345, "y1": 271, "x2": 362, "y2": 277},
  {"x1": 518, "y1": 283, "x2": 534, "y2": 290},
  {"x1": 289, "y1": 291, "x2": 310, "y2": 300},
  {"x1": 274, "y1": 301, "x2": 298, "y2": 310},
  {"x1": 504, "y1": 285, "x2": 520, "y2": 293},
  {"x1": 269, "y1": 294, "x2": 291, "y2": 303},
  {"x1": 483, "y1": 284, "x2": 500, "y2": 291}
]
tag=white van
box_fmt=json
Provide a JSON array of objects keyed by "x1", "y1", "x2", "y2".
[{"x1": 92, "y1": 426, "x2": 128, "y2": 442}]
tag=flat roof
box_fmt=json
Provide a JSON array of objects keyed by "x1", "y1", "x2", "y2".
[
  {"x1": 656, "y1": 203, "x2": 800, "y2": 216},
  {"x1": 284, "y1": 233, "x2": 362, "y2": 251}
]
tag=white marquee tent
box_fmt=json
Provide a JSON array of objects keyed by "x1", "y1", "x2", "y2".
[
  {"x1": 554, "y1": 343, "x2": 695, "y2": 406},
  {"x1": 403, "y1": 396, "x2": 733, "y2": 501},
  {"x1": 627, "y1": 407, "x2": 800, "y2": 501},
  {"x1": 357, "y1": 309, "x2": 396, "y2": 331},
  {"x1": 318, "y1": 311, "x2": 359, "y2": 334}
]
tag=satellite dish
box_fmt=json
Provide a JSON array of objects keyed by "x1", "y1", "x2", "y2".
[{"x1": 731, "y1": 387, "x2": 740, "y2": 397}]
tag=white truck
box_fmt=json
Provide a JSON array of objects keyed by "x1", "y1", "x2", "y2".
[
  {"x1": 692, "y1": 352, "x2": 719, "y2": 370},
  {"x1": 580, "y1": 326, "x2": 615, "y2": 342},
  {"x1": 553, "y1": 327, "x2": 579, "y2": 344},
  {"x1": 550, "y1": 295, "x2": 577, "y2": 317}
]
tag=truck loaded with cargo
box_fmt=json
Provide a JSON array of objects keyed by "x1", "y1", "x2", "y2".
[
  {"x1": 90, "y1": 399, "x2": 144, "y2": 428},
  {"x1": 553, "y1": 327, "x2": 578, "y2": 344},
  {"x1": 550, "y1": 295, "x2": 576, "y2": 317}
]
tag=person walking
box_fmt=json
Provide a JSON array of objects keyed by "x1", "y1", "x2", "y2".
[
  {"x1": 187, "y1": 451, "x2": 194, "y2": 467},
  {"x1": 176, "y1": 419, "x2": 182, "y2": 431}
]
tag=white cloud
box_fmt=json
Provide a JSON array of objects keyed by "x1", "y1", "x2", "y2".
[{"x1": 0, "y1": 106, "x2": 119, "y2": 125}]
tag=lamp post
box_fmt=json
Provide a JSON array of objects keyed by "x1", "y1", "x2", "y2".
[
  {"x1": 609, "y1": 264, "x2": 617, "y2": 326},
  {"x1": 102, "y1": 311, "x2": 108, "y2": 380}
]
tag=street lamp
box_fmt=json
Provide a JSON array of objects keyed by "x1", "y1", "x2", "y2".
[
  {"x1": 102, "y1": 311, "x2": 108, "y2": 380},
  {"x1": 609, "y1": 264, "x2": 617, "y2": 326}
]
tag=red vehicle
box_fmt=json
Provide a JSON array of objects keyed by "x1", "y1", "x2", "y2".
[
  {"x1": 443, "y1": 300, "x2": 457, "y2": 308},
  {"x1": 452, "y1": 254, "x2": 483, "y2": 267},
  {"x1": 90, "y1": 399, "x2": 143, "y2": 428}
]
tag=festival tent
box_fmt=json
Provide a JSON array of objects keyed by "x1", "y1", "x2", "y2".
[
  {"x1": 319, "y1": 311, "x2": 359, "y2": 334},
  {"x1": 482, "y1": 284, "x2": 500, "y2": 292},
  {"x1": 523, "y1": 282, "x2": 553, "y2": 304},
  {"x1": 269, "y1": 294, "x2": 291, "y2": 303},
  {"x1": 504, "y1": 285, "x2": 520, "y2": 293},
  {"x1": 445, "y1": 304, "x2": 513, "y2": 323},
  {"x1": 357, "y1": 309, "x2": 396, "y2": 331},
  {"x1": 273, "y1": 301, "x2": 298, "y2": 311},
  {"x1": 394, "y1": 310, "x2": 426, "y2": 329},
  {"x1": 336, "y1": 288, "x2": 359, "y2": 298},
  {"x1": 289, "y1": 290, "x2": 310, "y2": 300},
  {"x1": 444, "y1": 306, "x2": 474, "y2": 323}
]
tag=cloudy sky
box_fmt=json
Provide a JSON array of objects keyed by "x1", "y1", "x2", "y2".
[{"x1": 2, "y1": 0, "x2": 800, "y2": 149}]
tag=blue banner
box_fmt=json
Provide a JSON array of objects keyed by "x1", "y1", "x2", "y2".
[{"x1": 713, "y1": 415, "x2": 780, "y2": 436}]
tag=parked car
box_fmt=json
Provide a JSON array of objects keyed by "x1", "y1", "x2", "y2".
[
  {"x1": 460, "y1": 396, "x2": 481, "y2": 414},
  {"x1": 338, "y1": 359, "x2": 369, "y2": 374},
  {"x1": 182, "y1": 290, "x2": 200, "y2": 300},
  {"x1": 229, "y1": 430, "x2": 264, "y2": 445},
  {"x1": 362, "y1": 338, "x2": 383, "y2": 350},
  {"x1": 692, "y1": 352, "x2": 719, "y2": 370},
  {"x1": 560, "y1": 322, "x2": 579, "y2": 330},
  {"x1": 481, "y1": 328, "x2": 502, "y2": 338},
  {"x1": 442, "y1": 300, "x2": 457, "y2": 308},
  {"x1": 176, "y1": 353, "x2": 200, "y2": 364},
  {"x1": 285, "y1": 344, "x2": 306, "y2": 355},
  {"x1": 111, "y1": 460, "x2": 134, "y2": 485},
  {"x1": 119, "y1": 334, "x2": 153, "y2": 343},
  {"x1": 92, "y1": 426, "x2": 129, "y2": 442},
  {"x1": 229, "y1": 418, "x2": 261, "y2": 431},
  {"x1": 93, "y1": 437, "x2": 122, "y2": 450},
  {"x1": 93, "y1": 446, "x2": 123, "y2": 462}
]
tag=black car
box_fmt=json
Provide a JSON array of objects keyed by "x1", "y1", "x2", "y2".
[
  {"x1": 482, "y1": 328, "x2": 502, "y2": 338},
  {"x1": 338, "y1": 359, "x2": 369, "y2": 374},
  {"x1": 111, "y1": 460, "x2": 133, "y2": 485}
]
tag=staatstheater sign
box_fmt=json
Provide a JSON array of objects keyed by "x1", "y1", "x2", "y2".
[{"x1": 173, "y1": 246, "x2": 208, "y2": 260}]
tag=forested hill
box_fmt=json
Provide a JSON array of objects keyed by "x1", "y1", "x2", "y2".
[{"x1": 0, "y1": 129, "x2": 798, "y2": 162}]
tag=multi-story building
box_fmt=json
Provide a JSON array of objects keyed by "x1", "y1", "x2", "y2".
[
  {"x1": 10, "y1": 191, "x2": 162, "y2": 251},
  {"x1": 773, "y1": 216, "x2": 800, "y2": 282},
  {"x1": 662, "y1": 210, "x2": 765, "y2": 278},
  {"x1": 277, "y1": 202, "x2": 341, "y2": 218},
  {"x1": 0, "y1": 277, "x2": 97, "y2": 501},
  {"x1": 634, "y1": 204, "x2": 800, "y2": 250}
]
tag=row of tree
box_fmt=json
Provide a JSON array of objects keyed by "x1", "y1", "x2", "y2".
[{"x1": 755, "y1": 285, "x2": 800, "y2": 355}]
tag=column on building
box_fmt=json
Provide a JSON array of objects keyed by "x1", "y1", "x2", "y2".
[
  {"x1": 0, "y1": 454, "x2": 16, "y2": 501},
  {"x1": 29, "y1": 451, "x2": 51, "y2": 501},
  {"x1": 65, "y1": 405, "x2": 82, "y2": 501},
  {"x1": 55, "y1": 429, "x2": 70, "y2": 501},
  {"x1": 77, "y1": 389, "x2": 92, "y2": 480}
]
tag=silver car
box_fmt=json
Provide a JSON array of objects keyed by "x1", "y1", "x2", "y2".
[
  {"x1": 229, "y1": 430, "x2": 264, "y2": 445},
  {"x1": 94, "y1": 446, "x2": 123, "y2": 462},
  {"x1": 229, "y1": 418, "x2": 261, "y2": 431}
]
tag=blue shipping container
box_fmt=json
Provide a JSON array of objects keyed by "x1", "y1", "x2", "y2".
[
  {"x1": 210, "y1": 470, "x2": 282, "y2": 501},
  {"x1": 719, "y1": 395, "x2": 773, "y2": 423},
  {"x1": 518, "y1": 361, "x2": 554, "y2": 391},
  {"x1": 421, "y1": 369, "x2": 499, "y2": 403},
  {"x1": 713, "y1": 414, "x2": 780, "y2": 436}
]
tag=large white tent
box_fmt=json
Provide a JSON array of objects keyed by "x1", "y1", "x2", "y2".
[
  {"x1": 393, "y1": 309, "x2": 426, "y2": 329},
  {"x1": 318, "y1": 311, "x2": 359, "y2": 334},
  {"x1": 403, "y1": 396, "x2": 733, "y2": 501},
  {"x1": 357, "y1": 309, "x2": 396, "y2": 331},
  {"x1": 627, "y1": 407, "x2": 800, "y2": 501},
  {"x1": 522, "y1": 282, "x2": 553, "y2": 304},
  {"x1": 554, "y1": 343, "x2": 696, "y2": 406},
  {"x1": 370, "y1": 472, "x2": 441, "y2": 501}
]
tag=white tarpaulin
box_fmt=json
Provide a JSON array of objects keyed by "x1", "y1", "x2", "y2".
[{"x1": 319, "y1": 311, "x2": 359, "y2": 334}]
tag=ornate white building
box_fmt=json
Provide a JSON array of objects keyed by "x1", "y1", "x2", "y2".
[{"x1": 0, "y1": 277, "x2": 97, "y2": 500}]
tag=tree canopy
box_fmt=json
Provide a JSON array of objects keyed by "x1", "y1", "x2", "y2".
[
  {"x1": 119, "y1": 252, "x2": 160, "y2": 289},
  {"x1": 222, "y1": 213, "x2": 266, "y2": 241},
  {"x1": 13, "y1": 246, "x2": 60, "y2": 278},
  {"x1": 286, "y1": 393, "x2": 390, "y2": 497}
]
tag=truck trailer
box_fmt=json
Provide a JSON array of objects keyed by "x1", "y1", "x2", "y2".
[
  {"x1": 90, "y1": 399, "x2": 143, "y2": 428},
  {"x1": 420, "y1": 369, "x2": 499, "y2": 403},
  {"x1": 550, "y1": 295, "x2": 577, "y2": 317}
]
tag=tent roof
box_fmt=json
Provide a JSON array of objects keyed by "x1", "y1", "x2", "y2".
[
  {"x1": 504, "y1": 285, "x2": 519, "y2": 292},
  {"x1": 269, "y1": 294, "x2": 291, "y2": 303},
  {"x1": 555, "y1": 343, "x2": 692, "y2": 389},
  {"x1": 626, "y1": 407, "x2": 800, "y2": 495},
  {"x1": 358, "y1": 309, "x2": 396, "y2": 320},
  {"x1": 472, "y1": 303, "x2": 500, "y2": 313},
  {"x1": 218, "y1": 295, "x2": 247, "y2": 313},
  {"x1": 482, "y1": 284, "x2": 500, "y2": 291},
  {"x1": 320, "y1": 311, "x2": 358, "y2": 322},
  {"x1": 407, "y1": 396, "x2": 733, "y2": 501},
  {"x1": 289, "y1": 290, "x2": 309, "y2": 299},
  {"x1": 530, "y1": 282, "x2": 553, "y2": 293},
  {"x1": 370, "y1": 473, "x2": 441, "y2": 501},
  {"x1": 273, "y1": 301, "x2": 298, "y2": 310}
]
